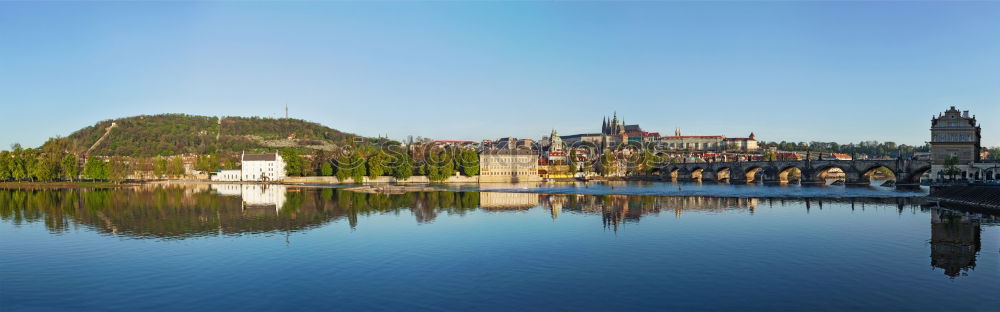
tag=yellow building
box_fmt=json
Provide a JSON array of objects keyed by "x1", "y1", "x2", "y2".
[{"x1": 479, "y1": 150, "x2": 542, "y2": 183}]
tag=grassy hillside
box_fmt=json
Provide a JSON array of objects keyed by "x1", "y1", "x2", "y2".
[{"x1": 45, "y1": 114, "x2": 366, "y2": 157}]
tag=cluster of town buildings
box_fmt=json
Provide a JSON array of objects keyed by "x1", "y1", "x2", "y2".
[
  {"x1": 208, "y1": 108, "x2": 996, "y2": 184},
  {"x1": 468, "y1": 113, "x2": 762, "y2": 180}
]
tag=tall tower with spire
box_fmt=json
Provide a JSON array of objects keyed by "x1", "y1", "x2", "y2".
[{"x1": 549, "y1": 129, "x2": 563, "y2": 152}]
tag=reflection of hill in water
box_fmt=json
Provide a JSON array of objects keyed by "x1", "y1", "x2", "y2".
[{"x1": 0, "y1": 186, "x2": 481, "y2": 239}]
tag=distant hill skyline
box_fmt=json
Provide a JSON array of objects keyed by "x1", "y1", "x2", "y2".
[{"x1": 34, "y1": 114, "x2": 367, "y2": 157}]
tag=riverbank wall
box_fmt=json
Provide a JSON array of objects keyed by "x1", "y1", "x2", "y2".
[{"x1": 928, "y1": 185, "x2": 1000, "y2": 211}]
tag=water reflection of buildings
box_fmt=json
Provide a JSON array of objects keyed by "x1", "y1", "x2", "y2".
[
  {"x1": 211, "y1": 184, "x2": 288, "y2": 215},
  {"x1": 930, "y1": 209, "x2": 982, "y2": 278},
  {"x1": 542, "y1": 195, "x2": 760, "y2": 231},
  {"x1": 480, "y1": 192, "x2": 538, "y2": 210}
]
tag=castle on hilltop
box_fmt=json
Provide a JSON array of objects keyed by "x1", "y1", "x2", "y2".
[{"x1": 558, "y1": 112, "x2": 757, "y2": 152}]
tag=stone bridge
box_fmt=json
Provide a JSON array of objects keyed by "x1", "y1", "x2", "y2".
[{"x1": 651, "y1": 159, "x2": 931, "y2": 186}]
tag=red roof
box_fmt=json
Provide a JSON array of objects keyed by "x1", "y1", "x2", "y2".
[
  {"x1": 626, "y1": 131, "x2": 661, "y2": 137},
  {"x1": 830, "y1": 153, "x2": 852, "y2": 160}
]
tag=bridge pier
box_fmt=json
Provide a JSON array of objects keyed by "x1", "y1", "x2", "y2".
[
  {"x1": 701, "y1": 170, "x2": 717, "y2": 182},
  {"x1": 799, "y1": 170, "x2": 822, "y2": 185},
  {"x1": 844, "y1": 179, "x2": 871, "y2": 186},
  {"x1": 762, "y1": 178, "x2": 782, "y2": 185},
  {"x1": 676, "y1": 172, "x2": 693, "y2": 182}
]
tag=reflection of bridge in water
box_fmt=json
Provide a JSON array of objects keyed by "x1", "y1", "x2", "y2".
[{"x1": 654, "y1": 159, "x2": 932, "y2": 187}]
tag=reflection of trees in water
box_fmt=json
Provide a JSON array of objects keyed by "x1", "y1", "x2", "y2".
[
  {"x1": 0, "y1": 187, "x2": 480, "y2": 239},
  {"x1": 930, "y1": 209, "x2": 982, "y2": 278}
]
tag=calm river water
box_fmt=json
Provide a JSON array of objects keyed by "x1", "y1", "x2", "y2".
[{"x1": 1, "y1": 183, "x2": 997, "y2": 311}]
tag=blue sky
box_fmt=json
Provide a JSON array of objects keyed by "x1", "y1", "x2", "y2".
[{"x1": 1, "y1": 1, "x2": 998, "y2": 148}]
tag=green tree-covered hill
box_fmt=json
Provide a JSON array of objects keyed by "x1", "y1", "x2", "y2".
[{"x1": 44, "y1": 114, "x2": 365, "y2": 157}]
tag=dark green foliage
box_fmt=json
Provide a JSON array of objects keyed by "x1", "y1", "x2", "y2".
[
  {"x1": 310, "y1": 151, "x2": 329, "y2": 176},
  {"x1": 758, "y1": 140, "x2": 929, "y2": 158},
  {"x1": 763, "y1": 151, "x2": 777, "y2": 161},
  {"x1": 942, "y1": 156, "x2": 962, "y2": 179},
  {"x1": 32, "y1": 156, "x2": 59, "y2": 182},
  {"x1": 280, "y1": 148, "x2": 305, "y2": 177},
  {"x1": 427, "y1": 150, "x2": 454, "y2": 182},
  {"x1": 0, "y1": 151, "x2": 11, "y2": 181},
  {"x1": 194, "y1": 154, "x2": 221, "y2": 173},
  {"x1": 392, "y1": 153, "x2": 413, "y2": 180},
  {"x1": 335, "y1": 155, "x2": 352, "y2": 182},
  {"x1": 637, "y1": 150, "x2": 657, "y2": 173},
  {"x1": 321, "y1": 162, "x2": 334, "y2": 176},
  {"x1": 600, "y1": 151, "x2": 613, "y2": 176},
  {"x1": 41, "y1": 114, "x2": 363, "y2": 157},
  {"x1": 350, "y1": 153, "x2": 366, "y2": 183},
  {"x1": 168, "y1": 157, "x2": 185, "y2": 177},
  {"x1": 153, "y1": 157, "x2": 168, "y2": 178},
  {"x1": 61, "y1": 154, "x2": 79, "y2": 181},
  {"x1": 83, "y1": 158, "x2": 109, "y2": 181},
  {"x1": 367, "y1": 151, "x2": 388, "y2": 178},
  {"x1": 9, "y1": 148, "x2": 29, "y2": 181},
  {"x1": 459, "y1": 149, "x2": 479, "y2": 176},
  {"x1": 108, "y1": 156, "x2": 131, "y2": 184},
  {"x1": 18, "y1": 149, "x2": 39, "y2": 182}
]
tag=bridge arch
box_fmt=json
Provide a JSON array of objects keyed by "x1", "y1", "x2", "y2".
[
  {"x1": 777, "y1": 165, "x2": 803, "y2": 183},
  {"x1": 742, "y1": 166, "x2": 765, "y2": 183},
  {"x1": 813, "y1": 164, "x2": 849, "y2": 183},
  {"x1": 668, "y1": 167, "x2": 680, "y2": 180},
  {"x1": 649, "y1": 168, "x2": 663, "y2": 180},
  {"x1": 715, "y1": 167, "x2": 731, "y2": 182},
  {"x1": 859, "y1": 164, "x2": 897, "y2": 185},
  {"x1": 691, "y1": 167, "x2": 705, "y2": 181}
]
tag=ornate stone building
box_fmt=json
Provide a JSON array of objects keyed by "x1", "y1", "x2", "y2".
[
  {"x1": 928, "y1": 106, "x2": 993, "y2": 180},
  {"x1": 561, "y1": 113, "x2": 646, "y2": 149},
  {"x1": 658, "y1": 129, "x2": 758, "y2": 152},
  {"x1": 478, "y1": 150, "x2": 542, "y2": 183},
  {"x1": 930, "y1": 106, "x2": 981, "y2": 165}
]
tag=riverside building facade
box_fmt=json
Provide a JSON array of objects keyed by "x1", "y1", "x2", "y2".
[
  {"x1": 479, "y1": 149, "x2": 542, "y2": 183},
  {"x1": 211, "y1": 151, "x2": 287, "y2": 182},
  {"x1": 928, "y1": 107, "x2": 997, "y2": 181}
]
